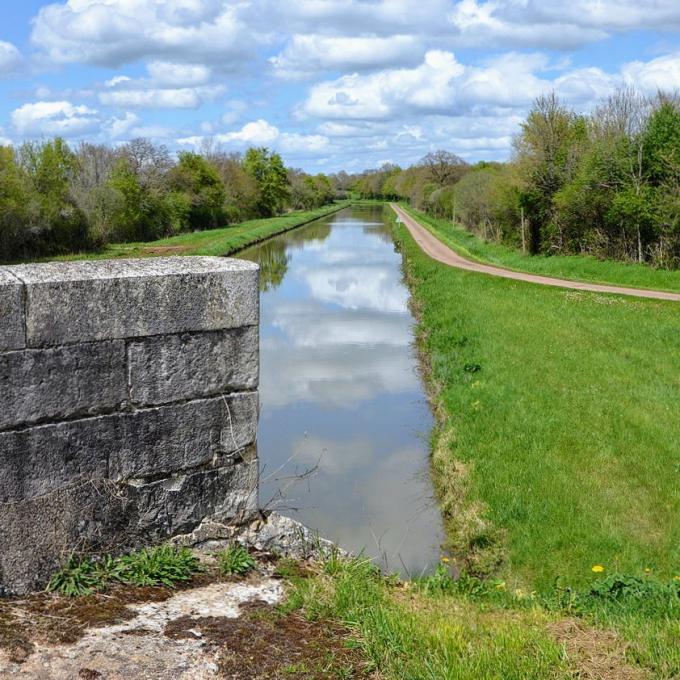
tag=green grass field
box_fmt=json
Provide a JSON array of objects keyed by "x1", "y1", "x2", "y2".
[
  {"x1": 384, "y1": 211, "x2": 680, "y2": 677},
  {"x1": 404, "y1": 206, "x2": 680, "y2": 293},
  {"x1": 54, "y1": 202, "x2": 348, "y2": 261}
]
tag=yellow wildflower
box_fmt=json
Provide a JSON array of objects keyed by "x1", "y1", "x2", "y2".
[
  {"x1": 674, "y1": 575, "x2": 680, "y2": 582},
  {"x1": 591, "y1": 565, "x2": 605, "y2": 573},
  {"x1": 440, "y1": 556, "x2": 450, "y2": 564},
  {"x1": 644, "y1": 567, "x2": 651, "y2": 574}
]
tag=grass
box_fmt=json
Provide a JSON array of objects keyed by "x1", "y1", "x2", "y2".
[
  {"x1": 388, "y1": 209, "x2": 680, "y2": 676},
  {"x1": 283, "y1": 552, "x2": 680, "y2": 679},
  {"x1": 47, "y1": 545, "x2": 201, "y2": 596},
  {"x1": 403, "y1": 205, "x2": 680, "y2": 293},
  {"x1": 285, "y1": 556, "x2": 570, "y2": 680},
  {"x1": 51, "y1": 202, "x2": 350, "y2": 262},
  {"x1": 216, "y1": 545, "x2": 256, "y2": 576}
]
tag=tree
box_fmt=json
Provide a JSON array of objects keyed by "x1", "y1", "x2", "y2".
[
  {"x1": 641, "y1": 99, "x2": 680, "y2": 185},
  {"x1": 210, "y1": 151, "x2": 259, "y2": 222},
  {"x1": 17, "y1": 138, "x2": 89, "y2": 255},
  {"x1": 419, "y1": 150, "x2": 468, "y2": 186},
  {"x1": 107, "y1": 158, "x2": 172, "y2": 242},
  {"x1": 243, "y1": 147, "x2": 290, "y2": 217},
  {"x1": 514, "y1": 93, "x2": 586, "y2": 252},
  {"x1": 0, "y1": 146, "x2": 31, "y2": 261},
  {"x1": 169, "y1": 152, "x2": 226, "y2": 230},
  {"x1": 71, "y1": 143, "x2": 120, "y2": 246}
]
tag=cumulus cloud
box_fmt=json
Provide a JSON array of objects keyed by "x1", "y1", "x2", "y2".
[
  {"x1": 98, "y1": 60, "x2": 223, "y2": 109},
  {"x1": 271, "y1": 34, "x2": 423, "y2": 79},
  {"x1": 299, "y1": 47, "x2": 676, "y2": 128},
  {"x1": 622, "y1": 52, "x2": 680, "y2": 93},
  {"x1": 11, "y1": 101, "x2": 100, "y2": 136},
  {"x1": 147, "y1": 61, "x2": 212, "y2": 87},
  {"x1": 179, "y1": 119, "x2": 331, "y2": 155},
  {"x1": 100, "y1": 85, "x2": 224, "y2": 109},
  {"x1": 104, "y1": 111, "x2": 139, "y2": 138},
  {"x1": 31, "y1": 0, "x2": 256, "y2": 67},
  {"x1": 257, "y1": 0, "x2": 680, "y2": 50},
  {"x1": 0, "y1": 41, "x2": 22, "y2": 76},
  {"x1": 300, "y1": 50, "x2": 554, "y2": 121}
]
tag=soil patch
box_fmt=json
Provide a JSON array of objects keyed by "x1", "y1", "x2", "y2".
[
  {"x1": 0, "y1": 572, "x2": 217, "y2": 660},
  {"x1": 165, "y1": 601, "x2": 370, "y2": 679}
]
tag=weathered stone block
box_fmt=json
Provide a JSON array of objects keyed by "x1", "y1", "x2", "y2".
[
  {"x1": 128, "y1": 326, "x2": 259, "y2": 406},
  {"x1": 0, "y1": 460, "x2": 258, "y2": 594},
  {"x1": 0, "y1": 394, "x2": 258, "y2": 504},
  {"x1": 6, "y1": 257, "x2": 259, "y2": 347},
  {"x1": 0, "y1": 340, "x2": 127, "y2": 431},
  {"x1": 0, "y1": 269, "x2": 25, "y2": 351}
]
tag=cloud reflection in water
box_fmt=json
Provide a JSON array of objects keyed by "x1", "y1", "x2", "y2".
[{"x1": 244, "y1": 208, "x2": 443, "y2": 574}]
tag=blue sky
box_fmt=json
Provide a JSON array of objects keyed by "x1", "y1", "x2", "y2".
[{"x1": 0, "y1": 1, "x2": 679, "y2": 172}]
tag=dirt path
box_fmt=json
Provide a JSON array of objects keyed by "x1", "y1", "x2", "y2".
[{"x1": 391, "y1": 204, "x2": 680, "y2": 301}]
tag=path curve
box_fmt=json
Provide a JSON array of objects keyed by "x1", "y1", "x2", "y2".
[{"x1": 391, "y1": 204, "x2": 680, "y2": 302}]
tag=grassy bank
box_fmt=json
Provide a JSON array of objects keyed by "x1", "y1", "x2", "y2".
[
  {"x1": 284, "y1": 554, "x2": 680, "y2": 680},
  {"x1": 26, "y1": 545, "x2": 668, "y2": 679},
  {"x1": 404, "y1": 205, "x2": 680, "y2": 293},
  {"x1": 388, "y1": 210, "x2": 680, "y2": 676},
  {"x1": 52, "y1": 202, "x2": 349, "y2": 262}
]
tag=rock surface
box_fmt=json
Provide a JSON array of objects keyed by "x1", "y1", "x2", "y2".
[
  {"x1": 172, "y1": 511, "x2": 342, "y2": 562},
  {"x1": 5, "y1": 257, "x2": 259, "y2": 347},
  {"x1": 0, "y1": 578, "x2": 284, "y2": 679}
]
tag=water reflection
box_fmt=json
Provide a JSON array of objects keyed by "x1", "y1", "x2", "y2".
[{"x1": 240, "y1": 207, "x2": 443, "y2": 575}]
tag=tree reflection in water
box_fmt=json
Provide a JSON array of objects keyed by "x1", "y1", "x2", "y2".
[{"x1": 241, "y1": 220, "x2": 332, "y2": 292}]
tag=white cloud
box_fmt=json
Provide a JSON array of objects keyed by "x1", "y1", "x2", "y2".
[
  {"x1": 147, "y1": 61, "x2": 212, "y2": 87},
  {"x1": 300, "y1": 50, "x2": 551, "y2": 121},
  {"x1": 11, "y1": 101, "x2": 100, "y2": 136},
  {"x1": 271, "y1": 34, "x2": 422, "y2": 79},
  {"x1": 260, "y1": 0, "x2": 680, "y2": 51},
  {"x1": 218, "y1": 119, "x2": 280, "y2": 145},
  {"x1": 179, "y1": 119, "x2": 331, "y2": 155},
  {"x1": 0, "y1": 41, "x2": 21, "y2": 76},
  {"x1": 447, "y1": 0, "x2": 607, "y2": 49},
  {"x1": 622, "y1": 52, "x2": 680, "y2": 94},
  {"x1": 105, "y1": 75, "x2": 131, "y2": 88},
  {"x1": 104, "y1": 111, "x2": 139, "y2": 138},
  {"x1": 99, "y1": 85, "x2": 224, "y2": 109},
  {"x1": 31, "y1": 0, "x2": 255, "y2": 68}
]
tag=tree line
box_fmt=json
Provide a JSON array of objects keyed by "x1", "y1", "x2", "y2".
[
  {"x1": 0, "y1": 139, "x2": 337, "y2": 262},
  {"x1": 354, "y1": 90, "x2": 680, "y2": 268}
]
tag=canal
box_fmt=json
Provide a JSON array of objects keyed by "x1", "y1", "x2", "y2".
[{"x1": 240, "y1": 205, "x2": 443, "y2": 575}]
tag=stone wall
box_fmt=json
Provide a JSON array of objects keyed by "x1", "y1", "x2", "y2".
[{"x1": 0, "y1": 257, "x2": 260, "y2": 594}]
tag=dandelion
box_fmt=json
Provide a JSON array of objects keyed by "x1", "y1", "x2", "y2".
[
  {"x1": 644, "y1": 567, "x2": 651, "y2": 574},
  {"x1": 591, "y1": 565, "x2": 605, "y2": 573},
  {"x1": 440, "y1": 556, "x2": 450, "y2": 564},
  {"x1": 674, "y1": 575, "x2": 680, "y2": 582}
]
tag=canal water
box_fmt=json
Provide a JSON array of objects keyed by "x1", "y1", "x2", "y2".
[{"x1": 240, "y1": 206, "x2": 443, "y2": 575}]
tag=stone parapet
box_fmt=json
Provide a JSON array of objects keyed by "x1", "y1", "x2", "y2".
[{"x1": 0, "y1": 257, "x2": 260, "y2": 594}]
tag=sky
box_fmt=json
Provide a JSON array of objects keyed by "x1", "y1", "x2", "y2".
[{"x1": 0, "y1": 1, "x2": 679, "y2": 173}]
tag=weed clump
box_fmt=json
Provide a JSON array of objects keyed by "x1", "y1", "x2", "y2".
[
  {"x1": 47, "y1": 546, "x2": 201, "y2": 597},
  {"x1": 216, "y1": 545, "x2": 256, "y2": 576}
]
